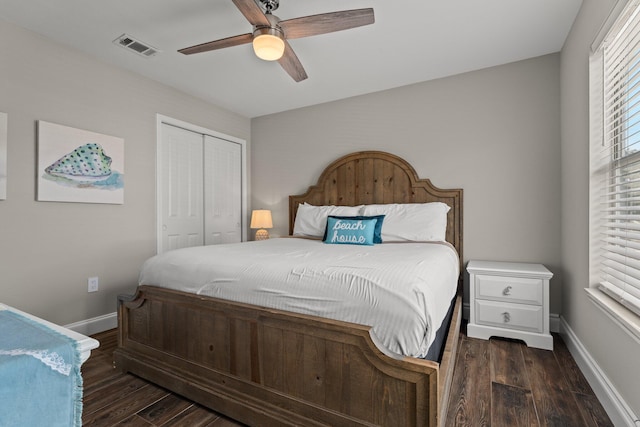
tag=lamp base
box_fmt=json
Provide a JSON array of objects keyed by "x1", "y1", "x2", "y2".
[{"x1": 255, "y1": 229, "x2": 270, "y2": 240}]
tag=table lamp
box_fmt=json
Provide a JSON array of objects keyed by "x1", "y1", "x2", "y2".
[{"x1": 250, "y1": 209, "x2": 273, "y2": 240}]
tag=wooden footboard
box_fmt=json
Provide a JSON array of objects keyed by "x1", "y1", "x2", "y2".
[{"x1": 115, "y1": 286, "x2": 461, "y2": 427}]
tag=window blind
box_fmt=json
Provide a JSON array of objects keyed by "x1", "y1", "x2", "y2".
[{"x1": 592, "y1": 0, "x2": 640, "y2": 317}]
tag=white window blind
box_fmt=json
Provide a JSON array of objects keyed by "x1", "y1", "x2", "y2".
[{"x1": 591, "y1": 0, "x2": 640, "y2": 317}]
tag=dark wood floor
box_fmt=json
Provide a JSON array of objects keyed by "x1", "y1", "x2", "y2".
[
  {"x1": 446, "y1": 329, "x2": 613, "y2": 427},
  {"x1": 82, "y1": 328, "x2": 613, "y2": 427}
]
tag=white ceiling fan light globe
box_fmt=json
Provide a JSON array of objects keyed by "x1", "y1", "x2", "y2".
[{"x1": 252, "y1": 28, "x2": 285, "y2": 61}]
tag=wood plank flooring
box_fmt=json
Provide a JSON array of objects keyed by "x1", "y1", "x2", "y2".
[
  {"x1": 82, "y1": 327, "x2": 613, "y2": 427},
  {"x1": 446, "y1": 327, "x2": 613, "y2": 427}
]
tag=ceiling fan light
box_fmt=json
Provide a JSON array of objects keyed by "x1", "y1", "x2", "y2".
[{"x1": 253, "y1": 29, "x2": 285, "y2": 61}]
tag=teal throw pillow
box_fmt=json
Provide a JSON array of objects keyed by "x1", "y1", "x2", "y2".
[
  {"x1": 323, "y1": 215, "x2": 385, "y2": 243},
  {"x1": 323, "y1": 217, "x2": 377, "y2": 246}
]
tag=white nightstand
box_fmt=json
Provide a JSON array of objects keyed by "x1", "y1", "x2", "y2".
[{"x1": 467, "y1": 260, "x2": 553, "y2": 350}]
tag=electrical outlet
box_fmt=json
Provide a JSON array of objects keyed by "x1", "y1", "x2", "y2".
[{"x1": 88, "y1": 277, "x2": 99, "y2": 293}]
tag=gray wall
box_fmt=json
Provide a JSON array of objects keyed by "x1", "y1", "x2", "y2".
[
  {"x1": 561, "y1": 0, "x2": 640, "y2": 416},
  {"x1": 252, "y1": 53, "x2": 563, "y2": 313},
  {"x1": 0, "y1": 20, "x2": 251, "y2": 325}
]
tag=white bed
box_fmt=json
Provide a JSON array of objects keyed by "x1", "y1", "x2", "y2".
[
  {"x1": 116, "y1": 151, "x2": 464, "y2": 427},
  {"x1": 139, "y1": 237, "x2": 459, "y2": 358}
]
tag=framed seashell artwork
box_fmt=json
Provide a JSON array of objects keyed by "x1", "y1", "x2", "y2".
[
  {"x1": 37, "y1": 121, "x2": 124, "y2": 204},
  {"x1": 0, "y1": 112, "x2": 6, "y2": 200}
]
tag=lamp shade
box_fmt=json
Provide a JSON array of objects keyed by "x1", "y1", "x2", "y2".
[
  {"x1": 250, "y1": 210, "x2": 273, "y2": 229},
  {"x1": 252, "y1": 28, "x2": 285, "y2": 61}
]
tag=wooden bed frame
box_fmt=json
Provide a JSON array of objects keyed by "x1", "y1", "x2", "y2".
[{"x1": 115, "y1": 151, "x2": 463, "y2": 427}]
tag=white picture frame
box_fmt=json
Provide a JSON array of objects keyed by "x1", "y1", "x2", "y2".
[
  {"x1": 37, "y1": 121, "x2": 124, "y2": 204},
  {"x1": 0, "y1": 112, "x2": 6, "y2": 200}
]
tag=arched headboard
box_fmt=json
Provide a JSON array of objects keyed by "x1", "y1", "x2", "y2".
[{"x1": 289, "y1": 151, "x2": 463, "y2": 286}]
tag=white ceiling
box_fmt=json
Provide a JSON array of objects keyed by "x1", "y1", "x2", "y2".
[{"x1": 0, "y1": 0, "x2": 582, "y2": 118}]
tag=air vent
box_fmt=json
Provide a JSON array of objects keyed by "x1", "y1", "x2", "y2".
[{"x1": 113, "y1": 34, "x2": 160, "y2": 58}]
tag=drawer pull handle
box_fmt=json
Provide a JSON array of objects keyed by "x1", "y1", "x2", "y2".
[
  {"x1": 502, "y1": 312, "x2": 511, "y2": 323},
  {"x1": 502, "y1": 286, "x2": 512, "y2": 296}
]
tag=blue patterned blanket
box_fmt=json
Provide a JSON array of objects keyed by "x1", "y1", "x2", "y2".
[{"x1": 0, "y1": 310, "x2": 82, "y2": 427}]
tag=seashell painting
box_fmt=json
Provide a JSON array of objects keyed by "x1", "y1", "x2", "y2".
[
  {"x1": 45, "y1": 143, "x2": 113, "y2": 182},
  {"x1": 37, "y1": 121, "x2": 124, "y2": 204}
]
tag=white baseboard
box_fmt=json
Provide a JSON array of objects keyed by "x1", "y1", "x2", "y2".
[
  {"x1": 64, "y1": 312, "x2": 117, "y2": 336},
  {"x1": 462, "y1": 303, "x2": 560, "y2": 333},
  {"x1": 559, "y1": 316, "x2": 639, "y2": 427},
  {"x1": 549, "y1": 313, "x2": 560, "y2": 333}
]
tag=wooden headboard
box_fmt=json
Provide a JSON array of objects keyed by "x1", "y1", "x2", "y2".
[{"x1": 289, "y1": 151, "x2": 463, "y2": 284}]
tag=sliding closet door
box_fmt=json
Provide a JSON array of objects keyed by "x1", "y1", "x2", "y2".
[
  {"x1": 160, "y1": 124, "x2": 204, "y2": 251},
  {"x1": 204, "y1": 135, "x2": 242, "y2": 245},
  {"x1": 159, "y1": 121, "x2": 245, "y2": 253}
]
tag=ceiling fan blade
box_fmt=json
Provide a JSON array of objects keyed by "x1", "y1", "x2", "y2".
[
  {"x1": 278, "y1": 41, "x2": 308, "y2": 82},
  {"x1": 178, "y1": 33, "x2": 253, "y2": 55},
  {"x1": 279, "y1": 8, "x2": 374, "y2": 39},
  {"x1": 232, "y1": 0, "x2": 270, "y2": 27}
]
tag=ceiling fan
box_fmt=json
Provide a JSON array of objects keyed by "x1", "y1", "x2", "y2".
[{"x1": 178, "y1": 0, "x2": 374, "y2": 82}]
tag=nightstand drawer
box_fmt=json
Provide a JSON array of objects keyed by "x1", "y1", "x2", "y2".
[
  {"x1": 475, "y1": 274, "x2": 543, "y2": 305},
  {"x1": 474, "y1": 299, "x2": 543, "y2": 333}
]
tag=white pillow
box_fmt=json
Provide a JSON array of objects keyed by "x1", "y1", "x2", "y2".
[
  {"x1": 293, "y1": 203, "x2": 363, "y2": 237},
  {"x1": 360, "y1": 202, "x2": 450, "y2": 242}
]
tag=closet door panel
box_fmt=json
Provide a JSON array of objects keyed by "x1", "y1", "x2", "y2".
[
  {"x1": 160, "y1": 124, "x2": 204, "y2": 251},
  {"x1": 204, "y1": 135, "x2": 242, "y2": 245}
]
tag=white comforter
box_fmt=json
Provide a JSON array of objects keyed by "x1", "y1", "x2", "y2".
[{"x1": 139, "y1": 238, "x2": 459, "y2": 358}]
